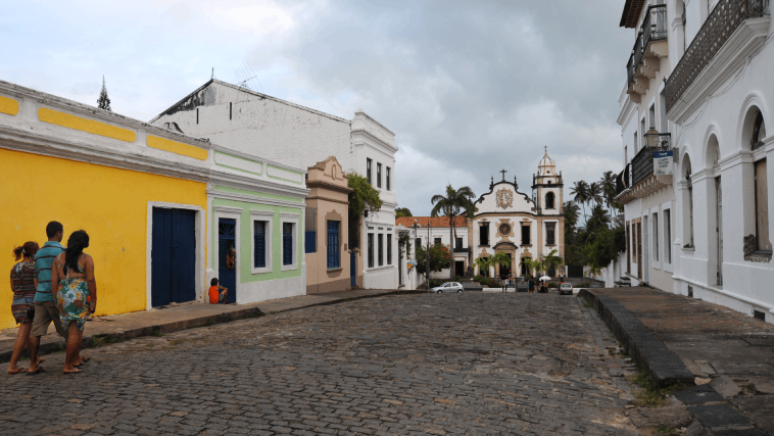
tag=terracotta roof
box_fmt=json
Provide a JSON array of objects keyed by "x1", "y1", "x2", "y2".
[{"x1": 395, "y1": 216, "x2": 468, "y2": 228}]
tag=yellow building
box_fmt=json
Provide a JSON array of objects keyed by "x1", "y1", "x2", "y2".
[{"x1": 0, "y1": 80, "x2": 308, "y2": 330}]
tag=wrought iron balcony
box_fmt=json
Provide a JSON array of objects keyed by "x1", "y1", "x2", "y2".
[
  {"x1": 631, "y1": 133, "x2": 671, "y2": 187},
  {"x1": 626, "y1": 4, "x2": 668, "y2": 102},
  {"x1": 454, "y1": 247, "x2": 471, "y2": 254},
  {"x1": 664, "y1": 0, "x2": 770, "y2": 113}
]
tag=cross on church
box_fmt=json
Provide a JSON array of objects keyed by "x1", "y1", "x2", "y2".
[{"x1": 500, "y1": 169, "x2": 507, "y2": 181}]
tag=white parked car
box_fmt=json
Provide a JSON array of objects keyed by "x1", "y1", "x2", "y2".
[
  {"x1": 559, "y1": 283, "x2": 574, "y2": 295},
  {"x1": 430, "y1": 282, "x2": 464, "y2": 293}
]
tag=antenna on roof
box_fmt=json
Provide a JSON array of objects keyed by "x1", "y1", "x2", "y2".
[{"x1": 211, "y1": 67, "x2": 215, "y2": 79}]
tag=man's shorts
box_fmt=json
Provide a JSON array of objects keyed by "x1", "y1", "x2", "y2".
[
  {"x1": 30, "y1": 301, "x2": 68, "y2": 338},
  {"x1": 218, "y1": 293, "x2": 226, "y2": 304}
]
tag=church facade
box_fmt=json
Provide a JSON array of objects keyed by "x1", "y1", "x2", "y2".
[{"x1": 470, "y1": 151, "x2": 565, "y2": 279}]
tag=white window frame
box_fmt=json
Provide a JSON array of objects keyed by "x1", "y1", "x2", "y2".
[
  {"x1": 652, "y1": 211, "x2": 660, "y2": 267},
  {"x1": 663, "y1": 205, "x2": 673, "y2": 272},
  {"x1": 280, "y1": 212, "x2": 300, "y2": 272},
  {"x1": 250, "y1": 210, "x2": 274, "y2": 274}
]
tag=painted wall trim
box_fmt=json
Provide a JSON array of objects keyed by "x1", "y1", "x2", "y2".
[
  {"x1": 208, "y1": 187, "x2": 306, "y2": 209},
  {"x1": 214, "y1": 151, "x2": 264, "y2": 176},
  {"x1": 267, "y1": 164, "x2": 304, "y2": 184},
  {"x1": 147, "y1": 135, "x2": 208, "y2": 161},
  {"x1": 39, "y1": 107, "x2": 137, "y2": 143},
  {"x1": 145, "y1": 201, "x2": 206, "y2": 311},
  {"x1": 0, "y1": 95, "x2": 19, "y2": 116}
]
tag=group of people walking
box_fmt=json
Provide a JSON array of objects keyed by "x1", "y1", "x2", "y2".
[{"x1": 8, "y1": 221, "x2": 97, "y2": 374}]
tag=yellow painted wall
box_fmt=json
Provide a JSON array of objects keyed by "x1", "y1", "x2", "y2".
[{"x1": 0, "y1": 148, "x2": 207, "y2": 330}]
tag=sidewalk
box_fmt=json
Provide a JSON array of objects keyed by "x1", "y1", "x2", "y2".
[
  {"x1": 0, "y1": 288, "x2": 415, "y2": 364},
  {"x1": 582, "y1": 287, "x2": 774, "y2": 435}
]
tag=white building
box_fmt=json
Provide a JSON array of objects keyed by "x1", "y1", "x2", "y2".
[
  {"x1": 151, "y1": 80, "x2": 399, "y2": 290},
  {"x1": 615, "y1": 0, "x2": 774, "y2": 323},
  {"x1": 396, "y1": 216, "x2": 470, "y2": 280},
  {"x1": 615, "y1": 0, "x2": 676, "y2": 292}
]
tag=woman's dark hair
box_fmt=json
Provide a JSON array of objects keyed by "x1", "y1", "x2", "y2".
[
  {"x1": 211, "y1": 278, "x2": 219, "y2": 286},
  {"x1": 64, "y1": 230, "x2": 90, "y2": 273},
  {"x1": 13, "y1": 242, "x2": 39, "y2": 261}
]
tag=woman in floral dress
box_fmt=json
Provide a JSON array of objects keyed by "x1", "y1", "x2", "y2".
[
  {"x1": 51, "y1": 230, "x2": 97, "y2": 374},
  {"x1": 8, "y1": 241, "x2": 39, "y2": 374}
]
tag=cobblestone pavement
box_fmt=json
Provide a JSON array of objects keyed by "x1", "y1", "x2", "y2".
[{"x1": 1, "y1": 293, "x2": 640, "y2": 435}]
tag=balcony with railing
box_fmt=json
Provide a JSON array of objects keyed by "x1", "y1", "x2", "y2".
[
  {"x1": 616, "y1": 132, "x2": 672, "y2": 203},
  {"x1": 664, "y1": 0, "x2": 770, "y2": 114},
  {"x1": 626, "y1": 4, "x2": 669, "y2": 103}
]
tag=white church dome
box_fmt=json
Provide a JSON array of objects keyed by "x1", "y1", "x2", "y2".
[{"x1": 538, "y1": 147, "x2": 556, "y2": 176}]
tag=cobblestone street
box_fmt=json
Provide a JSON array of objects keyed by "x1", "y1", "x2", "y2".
[{"x1": 1, "y1": 293, "x2": 639, "y2": 435}]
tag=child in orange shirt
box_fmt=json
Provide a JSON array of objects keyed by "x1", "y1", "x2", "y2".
[{"x1": 208, "y1": 278, "x2": 228, "y2": 304}]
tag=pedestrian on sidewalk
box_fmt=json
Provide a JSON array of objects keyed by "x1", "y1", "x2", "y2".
[
  {"x1": 528, "y1": 277, "x2": 535, "y2": 294},
  {"x1": 51, "y1": 230, "x2": 97, "y2": 374},
  {"x1": 209, "y1": 278, "x2": 228, "y2": 304},
  {"x1": 27, "y1": 221, "x2": 67, "y2": 374},
  {"x1": 7, "y1": 241, "x2": 39, "y2": 374}
]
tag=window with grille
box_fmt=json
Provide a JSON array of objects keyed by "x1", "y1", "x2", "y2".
[
  {"x1": 480, "y1": 223, "x2": 489, "y2": 245},
  {"x1": 456, "y1": 237, "x2": 463, "y2": 249},
  {"x1": 327, "y1": 221, "x2": 340, "y2": 269},
  {"x1": 378, "y1": 234, "x2": 384, "y2": 266},
  {"x1": 521, "y1": 225, "x2": 531, "y2": 245},
  {"x1": 415, "y1": 237, "x2": 421, "y2": 250},
  {"x1": 386, "y1": 167, "x2": 391, "y2": 191},
  {"x1": 546, "y1": 223, "x2": 556, "y2": 246},
  {"x1": 545, "y1": 192, "x2": 555, "y2": 209},
  {"x1": 254, "y1": 221, "x2": 266, "y2": 268},
  {"x1": 283, "y1": 223, "x2": 293, "y2": 266},
  {"x1": 434, "y1": 237, "x2": 442, "y2": 245},
  {"x1": 387, "y1": 234, "x2": 392, "y2": 265},
  {"x1": 377, "y1": 163, "x2": 382, "y2": 188},
  {"x1": 367, "y1": 158, "x2": 372, "y2": 185},
  {"x1": 368, "y1": 233, "x2": 374, "y2": 268}
]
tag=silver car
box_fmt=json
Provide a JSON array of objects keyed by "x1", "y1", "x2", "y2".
[
  {"x1": 559, "y1": 283, "x2": 574, "y2": 295},
  {"x1": 430, "y1": 282, "x2": 464, "y2": 293}
]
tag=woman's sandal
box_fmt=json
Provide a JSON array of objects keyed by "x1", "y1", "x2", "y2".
[
  {"x1": 7, "y1": 367, "x2": 26, "y2": 375},
  {"x1": 27, "y1": 366, "x2": 45, "y2": 375},
  {"x1": 63, "y1": 368, "x2": 81, "y2": 374}
]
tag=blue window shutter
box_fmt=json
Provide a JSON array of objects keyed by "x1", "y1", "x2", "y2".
[
  {"x1": 305, "y1": 231, "x2": 316, "y2": 253},
  {"x1": 283, "y1": 223, "x2": 293, "y2": 266},
  {"x1": 254, "y1": 221, "x2": 265, "y2": 268},
  {"x1": 327, "y1": 221, "x2": 340, "y2": 269}
]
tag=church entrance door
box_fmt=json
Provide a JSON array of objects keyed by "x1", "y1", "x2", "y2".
[
  {"x1": 499, "y1": 253, "x2": 512, "y2": 279},
  {"x1": 455, "y1": 261, "x2": 465, "y2": 277}
]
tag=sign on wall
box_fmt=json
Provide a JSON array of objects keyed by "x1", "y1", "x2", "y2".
[{"x1": 653, "y1": 151, "x2": 673, "y2": 176}]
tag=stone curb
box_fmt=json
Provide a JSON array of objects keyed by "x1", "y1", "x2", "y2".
[
  {"x1": 0, "y1": 289, "x2": 424, "y2": 364},
  {"x1": 578, "y1": 289, "x2": 694, "y2": 387}
]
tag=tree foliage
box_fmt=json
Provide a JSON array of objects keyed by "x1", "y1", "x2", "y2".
[
  {"x1": 431, "y1": 184, "x2": 476, "y2": 279},
  {"x1": 347, "y1": 172, "x2": 382, "y2": 249},
  {"x1": 415, "y1": 243, "x2": 451, "y2": 275},
  {"x1": 97, "y1": 76, "x2": 111, "y2": 111},
  {"x1": 395, "y1": 207, "x2": 412, "y2": 218}
]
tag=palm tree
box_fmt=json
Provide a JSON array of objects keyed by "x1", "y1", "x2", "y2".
[
  {"x1": 564, "y1": 201, "x2": 580, "y2": 232},
  {"x1": 490, "y1": 251, "x2": 512, "y2": 279},
  {"x1": 520, "y1": 257, "x2": 541, "y2": 280},
  {"x1": 599, "y1": 171, "x2": 617, "y2": 211},
  {"x1": 586, "y1": 204, "x2": 612, "y2": 234},
  {"x1": 431, "y1": 185, "x2": 476, "y2": 279},
  {"x1": 475, "y1": 256, "x2": 493, "y2": 278},
  {"x1": 587, "y1": 182, "x2": 604, "y2": 208},
  {"x1": 570, "y1": 180, "x2": 590, "y2": 223},
  {"x1": 541, "y1": 249, "x2": 564, "y2": 278}
]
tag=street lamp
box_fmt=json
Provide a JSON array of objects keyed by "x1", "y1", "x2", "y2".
[{"x1": 412, "y1": 220, "x2": 419, "y2": 289}]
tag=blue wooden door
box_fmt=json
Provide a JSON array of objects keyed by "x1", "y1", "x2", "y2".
[
  {"x1": 218, "y1": 218, "x2": 237, "y2": 304},
  {"x1": 151, "y1": 208, "x2": 196, "y2": 307},
  {"x1": 350, "y1": 251, "x2": 356, "y2": 287}
]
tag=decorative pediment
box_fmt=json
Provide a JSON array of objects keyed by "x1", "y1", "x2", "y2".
[{"x1": 496, "y1": 188, "x2": 514, "y2": 209}]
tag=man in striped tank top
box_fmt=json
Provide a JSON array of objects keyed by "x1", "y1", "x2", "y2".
[{"x1": 27, "y1": 221, "x2": 67, "y2": 374}]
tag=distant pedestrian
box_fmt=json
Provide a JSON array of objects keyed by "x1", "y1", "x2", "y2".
[
  {"x1": 528, "y1": 278, "x2": 535, "y2": 294},
  {"x1": 8, "y1": 241, "x2": 39, "y2": 374},
  {"x1": 28, "y1": 221, "x2": 68, "y2": 374},
  {"x1": 209, "y1": 278, "x2": 228, "y2": 304},
  {"x1": 51, "y1": 230, "x2": 97, "y2": 374}
]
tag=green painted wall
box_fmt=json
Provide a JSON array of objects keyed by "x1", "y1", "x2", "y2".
[
  {"x1": 212, "y1": 197, "x2": 304, "y2": 283},
  {"x1": 213, "y1": 185, "x2": 303, "y2": 203}
]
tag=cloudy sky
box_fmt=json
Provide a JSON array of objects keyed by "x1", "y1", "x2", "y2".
[{"x1": 1, "y1": 0, "x2": 633, "y2": 215}]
